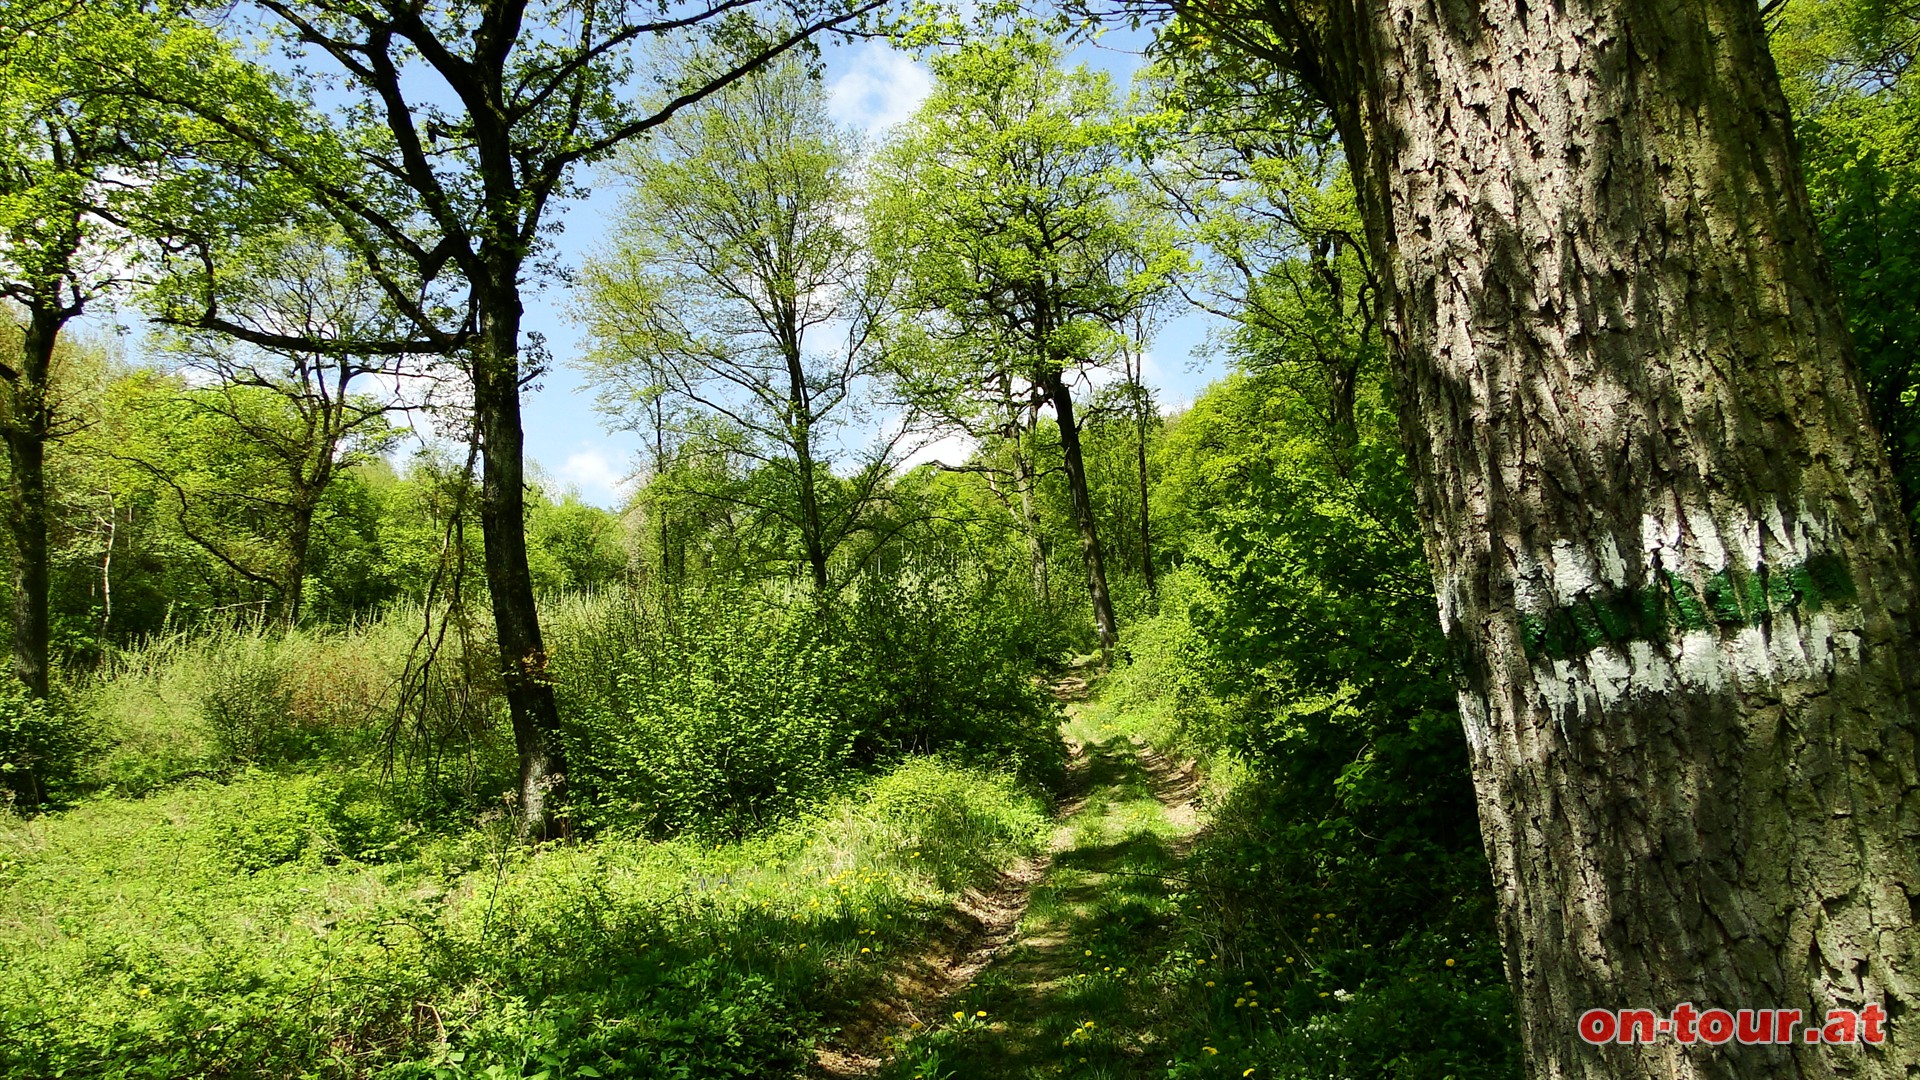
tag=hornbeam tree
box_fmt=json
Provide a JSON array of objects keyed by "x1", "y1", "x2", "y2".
[
  {"x1": 1148, "y1": 0, "x2": 1920, "y2": 1076},
  {"x1": 142, "y1": 0, "x2": 893, "y2": 838}
]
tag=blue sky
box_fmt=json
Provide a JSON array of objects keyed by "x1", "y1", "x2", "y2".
[
  {"x1": 83, "y1": 21, "x2": 1230, "y2": 507},
  {"x1": 520, "y1": 30, "x2": 1230, "y2": 506}
]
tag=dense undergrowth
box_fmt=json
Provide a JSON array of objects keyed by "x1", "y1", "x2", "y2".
[
  {"x1": 1065, "y1": 348, "x2": 1521, "y2": 1076},
  {"x1": 0, "y1": 756, "x2": 1050, "y2": 1078},
  {"x1": 0, "y1": 567, "x2": 1070, "y2": 1079},
  {"x1": 1072, "y1": 515, "x2": 1521, "y2": 1076},
  {"x1": 1078, "y1": 685, "x2": 1517, "y2": 1080}
]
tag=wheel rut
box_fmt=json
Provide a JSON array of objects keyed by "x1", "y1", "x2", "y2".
[{"x1": 814, "y1": 675, "x2": 1207, "y2": 1079}]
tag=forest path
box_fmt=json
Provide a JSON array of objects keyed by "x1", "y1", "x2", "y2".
[{"x1": 815, "y1": 674, "x2": 1208, "y2": 1079}]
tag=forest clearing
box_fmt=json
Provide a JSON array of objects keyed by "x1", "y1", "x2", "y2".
[{"x1": 5, "y1": 0, "x2": 1919, "y2": 1076}]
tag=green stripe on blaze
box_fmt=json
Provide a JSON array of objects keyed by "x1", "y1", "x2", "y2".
[{"x1": 1513, "y1": 554, "x2": 1857, "y2": 662}]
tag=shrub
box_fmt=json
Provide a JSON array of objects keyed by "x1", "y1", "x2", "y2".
[
  {"x1": 207, "y1": 769, "x2": 416, "y2": 870},
  {"x1": 561, "y1": 596, "x2": 869, "y2": 836},
  {"x1": 551, "y1": 573, "x2": 1065, "y2": 837},
  {"x1": 1101, "y1": 570, "x2": 1238, "y2": 757},
  {"x1": 0, "y1": 679, "x2": 87, "y2": 805},
  {"x1": 837, "y1": 567, "x2": 1066, "y2": 791}
]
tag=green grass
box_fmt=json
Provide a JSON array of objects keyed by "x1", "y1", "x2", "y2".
[
  {"x1": 877, "y1": 699, "x2": 1209, "y2": 1080},
  {"x1": 875, "y1": 684, "x2": 1518, "y2": 1080},
  {"x1": 0, "y1": 757, "x2": 1051, "y2": 1079}
]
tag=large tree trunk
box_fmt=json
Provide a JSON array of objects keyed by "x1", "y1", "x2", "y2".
[
  {"x1": 475, "y1": 285, "x2": 569, "y2": 839},
  {"x1": 1292, "y1": 0, "x2": 1920, "y2": 1074},
  {"x1": 1042, "y1": 369, "x2": 1119, "y2": 654},
  {"x1": 3, "y1": 307, "x2": 58, "y2": 706}
]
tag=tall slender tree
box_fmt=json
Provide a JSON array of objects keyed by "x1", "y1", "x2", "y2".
[
  {"x1": 0, "y1": 0, "x2": 207, "y2": 707},
  {"x1": 1150, "y1": 0, "x2": 1920, "y2": 1074},
  {"x1": 576, "y1": 58, "x2": 886, "y2": 596},
  {"x1": 872, "y1": 31, "x2": 1180, "y2": 654}
]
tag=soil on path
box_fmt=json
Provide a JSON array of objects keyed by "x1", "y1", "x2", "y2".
[{"x1": 812, "y1": 676, "x2": 1207, "y2": 1079}]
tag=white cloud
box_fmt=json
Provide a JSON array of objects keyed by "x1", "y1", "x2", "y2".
[
  {"x1": 557, "y1": 448, "x2": 631, "y2": 505},
  {"x1": 828, "y1": 44, "x2": 933, "y2": 138}
]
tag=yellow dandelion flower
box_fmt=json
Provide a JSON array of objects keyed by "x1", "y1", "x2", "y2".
[
  {"x1": 976, "y1": 1010, "x2": 987, "y2": 1018},
  {"x1": 1203, "y1": 1046, "x2": 1218, "y2": 1055},
  {"x1": 1445, "y1": 958, "x2": 1455, "y2": 967},
  {"x1": 1205, "y1": 980, "x2": 1216, "y2": 987},
  {"x1": 953, "y1": 1011, "x2": 964, "y2": 1021}
]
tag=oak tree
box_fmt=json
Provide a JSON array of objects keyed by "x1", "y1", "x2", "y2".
[
  {"x1": 1152, "y1": 0, "x2": 1920, "y2": 1073},
  {"x1": 145, "y1": 0, "x2": 893, "y2": 836}
]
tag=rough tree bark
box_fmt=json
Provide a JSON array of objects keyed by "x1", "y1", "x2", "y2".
[
  {"x1": 1012, "y1": 398, "x2": 1051, "y2": 604},
  {"x1": 1246, "y1": 0, "x2": 1920, "y2": 1074},
  {"x1": 283, "y1": 495, "x2": 313, "y2": 625},
  {"x1": 475, "y1": 284, "x2": 567, "y2": 838}
]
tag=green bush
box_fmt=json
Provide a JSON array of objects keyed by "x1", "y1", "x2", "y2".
[
  {"x1": 199, "y1": 633, "x2": 300, "y2": 765},
  {"x1": 208, "y1": 769, "x2": 416, "y2": 870},
  {"x1": 1103, "y1": 570, "x2": 1238, "y2": 756},
  {"x1": 837, "y1": 566, "x2": 1066, "y2": 788},
  {"x1": 551, "y1": 574, "x2": 1065, "y2": 837},
  {"x1": 563, "y1": 596, "x2": 869, "y2": 836},
  {"x1": 0, "y1": 679, "x2": 87, "y2": 805}
]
